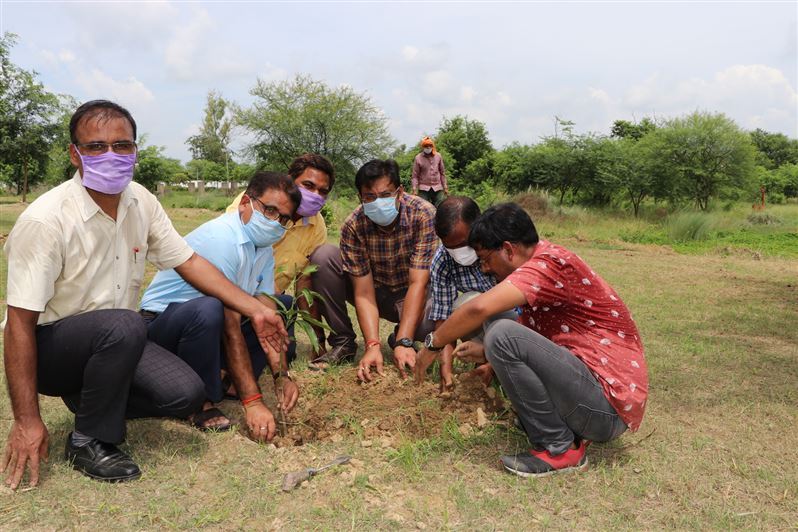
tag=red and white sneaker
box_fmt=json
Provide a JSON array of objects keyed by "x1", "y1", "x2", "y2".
[{"x1": 500, "y1": 440, "x2": 588, "y2": 478}]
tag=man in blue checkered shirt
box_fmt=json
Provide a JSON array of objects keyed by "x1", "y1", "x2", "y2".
[{"x1": 429, "y1": 196, "x2": 496, "y2": 390}]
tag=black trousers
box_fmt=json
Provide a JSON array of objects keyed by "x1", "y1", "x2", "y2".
[
  {"x1": 142, "y1": 295, "x2": 297, "y2": 403},
  {"x1": 36, "y1": 309, "x2": 205, "y2": 444}
]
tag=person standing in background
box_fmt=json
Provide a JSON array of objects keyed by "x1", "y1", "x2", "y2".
[{"x1": 412, "y1": 136, "x2": 447, "y2": 207}]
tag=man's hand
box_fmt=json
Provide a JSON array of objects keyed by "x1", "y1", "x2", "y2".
[
  {"x1": 444, "y1": 187, "x2": 449, "y2": 195},
  {"x1": 466, "y1": 363, "x2": 495, "y2": 387},
  {"x1": 393, "y1": 346, "x2": 416, "y2": 379},
  {"x1": 357, "y1": 346, "x2": 384, "y2": 383},
  {"x1": 1, "y1": 418, "x2": 49, "y2": 490},
  {"x1": 275, "y1": 377, "x2": 299, "y2": 413},
  {"x1": 452, "y1": 340, "x2": 486, "y2": 364},
  {"x1": 414, "y1": 347, "x2": 439, "y2": 384},
  {"x1": 245, "y1": 402, "x2": 276, "y2": 442},
  {"x1": 439, "y1": 344, "x2": 454, "y2": 392},
  {"x1": 250, "y1": 308, "x2": 288, "y2": 354}
]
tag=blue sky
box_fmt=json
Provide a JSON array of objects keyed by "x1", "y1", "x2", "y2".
[{"x1": 2, "y1": 1, "x2": 796, "y2": 163}]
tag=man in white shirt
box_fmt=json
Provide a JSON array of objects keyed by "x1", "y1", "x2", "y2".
[{"x1": 1, "y1": 100, "x2": 287, "y2": 488}]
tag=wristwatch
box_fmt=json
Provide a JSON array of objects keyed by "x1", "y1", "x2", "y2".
[
  {"x1": 424, "y1": 333, "x2": 443, "y2": 352},
  {"x1": 272, "y1": 370, "x2": 292, "y2": 380},
  {"x1": 396, "y1": 337, "x2": 414, "y2": 348}
]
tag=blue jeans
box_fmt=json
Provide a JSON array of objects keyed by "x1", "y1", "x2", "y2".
[
  {"x1": 484, "y1": 319, "x2": 627, "y2": 455},
  {"x1": 143, "y1": 295, "x2": 296, "y2": 403}
]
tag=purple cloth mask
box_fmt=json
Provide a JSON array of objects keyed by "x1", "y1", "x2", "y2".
[
  {"x1": 296, "y1": 186, "x2": 326, "y2": 218},
  {"x1": 75, "y1": 147, "x2": 136, "y2": 195}
]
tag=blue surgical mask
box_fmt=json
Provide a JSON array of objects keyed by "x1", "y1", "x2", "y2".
[
  {"x1": 363, "y1": 196, "x2": 399, "y2": 226},
  {"x1": 242, "y1": 202, "x2": 286, "y2": 247}
]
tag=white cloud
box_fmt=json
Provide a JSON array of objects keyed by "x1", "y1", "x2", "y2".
[
  {"x1": 75, "y1": 69, "x2": 155, "y2": 107},
  {"x1": 162, "y1": 8, "x2": 252, "y2": 82},
  {"x1": 402, "y1": 45, "x2": 419, "y2": 61}
]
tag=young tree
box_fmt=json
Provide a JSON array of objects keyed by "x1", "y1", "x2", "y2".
[
  {"x1": 0, "y1": 33, "x2": 63, "y2": 199},
  {"x1": 644, "y1": 112, "x2": 756, "y2": 210},
  {"x1": 598, "y1": 138, "x2": 655, "y2": 216},
  {"x1": 435, "y1": 115, "x2": 493, "y2": 179},
  {"x1": 236, "y1": 74, "x2": 394, "y2": 190},
  {"x1": 186, "y1": 90, "x2": 233, "y2": 165}
]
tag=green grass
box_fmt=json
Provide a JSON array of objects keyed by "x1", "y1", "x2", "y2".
[{"x1": 1, "y1": 198, "x2": 797, "y2": 529}]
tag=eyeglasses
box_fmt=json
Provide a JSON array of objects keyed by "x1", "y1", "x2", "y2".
[
  {"x1": 75, "y1": 142, "x2": 137, "y2": 156},
  {"x1": 361, "y1": 188, "x2": 399, "y2": 204},
  {"x1": 249, "y1": 195, "x2": 294, "y2": 229}
]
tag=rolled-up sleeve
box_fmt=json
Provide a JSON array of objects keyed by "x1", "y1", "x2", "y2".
[{"x1": 145, "y1": 199, "x2": 194, "y2": 270}]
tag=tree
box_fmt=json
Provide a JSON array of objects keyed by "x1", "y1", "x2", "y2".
[
  {"x1": 186, "y1": 90, "x2": 233, "y2": 165},
  {"x1": 0, "y1": 32, "x2": 63, "y2": 199},
  {"x1": 749, "y1": 128, "x2": 798, "y2": 170},
  {"x1": 435, "y1": 115, "x2": 493, "y2": 179},
  {"x1": 610, "y1": 117, "x2": 657, "y2": 141},
  {"x1": 598, "y1": 138, "x2": 656, "y2": 216},
  {"x1": 236, "y1": 74, "x2": 394, "y2": 190},
  {"x1": 644, "y1": 112, "x2": 756, "y2": 210},
  {"x1": 135, "y1": 144, "x2": 185, "y2": 191}
]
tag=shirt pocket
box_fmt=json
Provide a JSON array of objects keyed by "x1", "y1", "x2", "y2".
[{"x1": 127, "y1": 244, "x2": 148, "y2": 304}]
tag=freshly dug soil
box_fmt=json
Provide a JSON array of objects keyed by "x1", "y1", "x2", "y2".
[{"x1": 254, "y1": 368, "x2": 509, "y2": 447}]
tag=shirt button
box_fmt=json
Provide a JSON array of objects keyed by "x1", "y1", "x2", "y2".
[
  {"x1": 117, "y1": 284, "x2": 121, "y2": 289},
  {"x1": 116, "y1": 256, "x2": 119, "y2": 260}
]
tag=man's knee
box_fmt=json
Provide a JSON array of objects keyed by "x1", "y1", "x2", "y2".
[
  {"x1": 161, "y1": 372, "x2": 205, "y2": 419},
  {"x1": 309, "y1": 243, "x2": 341, "y2": 270},
  {"x1": 97, "y1": 309, "x2": 148, "y2": 357},
  {"x1": 484, "y1": 319, "x2": 524, "y2": 365},
  {"x1": 188, "y1": 297, "x2": 224, "y2": 329}
]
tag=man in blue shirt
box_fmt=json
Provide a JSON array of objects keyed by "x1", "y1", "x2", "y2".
[
  {"x1": 140, "y1": 171, "x2": 301, "y2": 442},
  {"x1": 429, "y1": 196, "x2": 497, "y2": 390}
]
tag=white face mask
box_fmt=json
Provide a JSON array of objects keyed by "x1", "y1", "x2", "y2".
[
  {"x1": 423, "y1": 147, "x2": 433, "y2": 155},
  {"x1": 445, "y1": 245, "x2": 478, "y2": 266}
]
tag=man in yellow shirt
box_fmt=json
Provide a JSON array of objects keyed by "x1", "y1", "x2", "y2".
[{"x1": 226, "y1": 154, "x2": 333, "y2": 361}]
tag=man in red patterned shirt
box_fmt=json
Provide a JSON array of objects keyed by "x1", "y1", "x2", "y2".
[{"x1": 416, "y1": 203, "x2": 648, "y2": 477}]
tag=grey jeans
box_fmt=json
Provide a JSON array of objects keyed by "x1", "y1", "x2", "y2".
[{"x1": 484, "y1": 319, "x2": 627, "y2": 455}]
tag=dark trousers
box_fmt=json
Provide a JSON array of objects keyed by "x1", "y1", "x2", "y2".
[
  {"x1": 484, "y1": 319, "x2": 628, "y2": 455},
  {"x1": 37, "y1": 309, "x2": 205, "y2": 444},
  {"x1": 143, "y1": 296, "x2": 296, "y2": 403},
  {"x1": 309, "y1": 244, "x2": 435, "y2": 350},
  {"x1": 418, "y1": 189, "x2": 445, "y2": 207}
]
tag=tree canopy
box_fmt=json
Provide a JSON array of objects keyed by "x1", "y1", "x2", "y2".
[
  {"x1": 186, "y1": 90, "x2": 233, "y2": 165},
  {"x1": 236, "y1": 74, "x2": 394, "y2": 190}
]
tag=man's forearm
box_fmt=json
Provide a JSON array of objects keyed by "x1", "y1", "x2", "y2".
[
  {"x1": 352, "y1": 275, "x2": 380, "y2": 342},
  {"x1": 176, "y1": 253, "x2": 263, "y2": 318},
  {"x1": 222, "y1": 310, "x2": 260, "y2": 400},
  {"x1": 3, "y1": 308, "x2": 42, "y2": 421},
  {"x1": 396, "y1": 280, "x2": 427, "y2": 340}
]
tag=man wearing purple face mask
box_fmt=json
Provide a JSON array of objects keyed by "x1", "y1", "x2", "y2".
[
  {"x1": 226, "y1": 153, "x2": 335, "y2": 362},
  {"x1": 1, "y1": 100, "x2": 288, "y2": 488}
]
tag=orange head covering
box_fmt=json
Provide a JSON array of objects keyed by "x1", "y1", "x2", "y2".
[{"x1": 421, "y1": 136, "x2": 436, "y2": 154}]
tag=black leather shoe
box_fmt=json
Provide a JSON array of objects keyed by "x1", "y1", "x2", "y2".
[{"x1": 65, "y1": 433, "x2": 142, "y2": 482}]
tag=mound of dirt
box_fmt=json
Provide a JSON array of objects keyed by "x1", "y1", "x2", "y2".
[{"x1": 261, "y1": 368, "x2": 509, "y2": 448}]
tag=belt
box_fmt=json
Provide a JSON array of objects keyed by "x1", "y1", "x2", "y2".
[{"x1": 139, "y1": 309, "x2": 159, "y2": 320}]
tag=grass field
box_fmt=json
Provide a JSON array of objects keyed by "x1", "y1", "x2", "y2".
[{"x1": 0, "y1": 194, "x2": 796, "y2": 529}]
